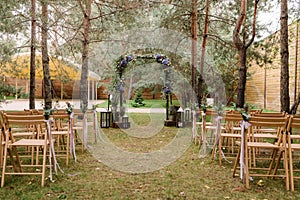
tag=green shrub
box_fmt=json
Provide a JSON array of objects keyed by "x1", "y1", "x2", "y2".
[{"x1": 131, "y1": 89, "x2": 145, "y2": 107}]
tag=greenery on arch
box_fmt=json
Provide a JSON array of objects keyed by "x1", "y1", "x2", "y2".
[{"x1": 112, "y1": 53, "x2": 174, "y2": 96}]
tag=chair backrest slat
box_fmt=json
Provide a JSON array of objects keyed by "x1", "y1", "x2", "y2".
[
  {"x1": 248, "y1": 116, "x2": 288, "y2": 128},
  {"x1": 253, "y1": 112, "x2": 286, "y2": 117}
]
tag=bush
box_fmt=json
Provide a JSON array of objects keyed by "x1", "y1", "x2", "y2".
[
  {"x1": 131, "y1": 89, "x2": 145, "y2": 107},
  {"x1": 0, "y1": 84, "x2": 27, "y2": 99}
]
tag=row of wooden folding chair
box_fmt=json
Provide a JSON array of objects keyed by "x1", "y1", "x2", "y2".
[
  {"x1": 232, "y1": 115, "x2": 290, "y2": 190},
  {"x1": 15, "y1": 109, "x2": 83, "y2": 153},
  {"x1": 0, "y1": 110, "x2": 74, "y2": 186},
  {"x1": 214, "y1": 111, "x2": 286, "y2": 165}
]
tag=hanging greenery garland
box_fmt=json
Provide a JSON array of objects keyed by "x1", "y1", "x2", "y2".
[{"x1": 113, "y1": 53, "x2": 173, "y2": 95}]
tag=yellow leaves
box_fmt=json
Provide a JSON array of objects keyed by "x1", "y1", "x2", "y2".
[
  {"x1": 257, "y1": 179, "x2": 264, "y2": 187},
  {"x1": 2, "y1": 54, "x2": 79, "y2": 80},
  {"x1": 204, "y1": 185, "x2": 210, "y2": 189}
]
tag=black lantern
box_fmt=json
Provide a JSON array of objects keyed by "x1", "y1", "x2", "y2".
[
  {"x1": 121, "y1": 115, "x2": 130, "y2": 129},
  {"x1": 177, "y1": 107, "x2": 184, "y2": 128},
  {"x1": 100, "y1": 110, "x2": 112, "y2": 128}
]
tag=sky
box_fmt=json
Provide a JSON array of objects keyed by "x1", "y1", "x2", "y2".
[
  {"x1": 257, "y1": 2, "x2": 281, "y2": 39},
  {"x1": 257, "y1": 1, "x2": 299, "y2": 39}
]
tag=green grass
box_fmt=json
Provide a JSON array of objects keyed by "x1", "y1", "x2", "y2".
[
  {"x1": 0, "y1": 113, "x2": 300, "y2": 199},
  {"x1": 96, "y1": 99, "x2": 180, "y2": 109}
]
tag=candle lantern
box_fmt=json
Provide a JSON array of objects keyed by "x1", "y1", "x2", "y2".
[
  {"x1": 177, "y1": 107, "x2": 184, "y2": 128},
  {"x1": 100, "y1": 110, "x2": 112, "y2": 128},
  {"x1": 121, "y1": 115, "x2": 130, "y2": 129}
]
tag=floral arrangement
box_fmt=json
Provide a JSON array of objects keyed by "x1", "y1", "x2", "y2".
[
  {"x1": 43, "y1": 104, "x2": 56, "y2": 120},
  {"x1": 238, "y1": 105, "x2": 251, "y2": 122},
  {"x1": 65, "y1": 102, "x2": 73, "y2": 115}
]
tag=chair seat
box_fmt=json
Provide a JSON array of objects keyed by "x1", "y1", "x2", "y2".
[
  {"x1": 10, "y1": 139, "x2": 46, "y2": 146},
  {"x1": 247, "y1": 142, "x2": 280, "y2": 148},
  {"x1": 251, "y1": 133, "x2": 278, "y2": 139},
  {"x1": 51, "y1": 131, "x2": 69, "y2": 135},
  {"x1": 221, "y1": 133, "x2": 241, "y2": 138}
]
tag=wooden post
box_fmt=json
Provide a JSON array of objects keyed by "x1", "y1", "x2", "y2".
[
  {"x1": 15, "y1": 78, "x2": 18, "y2": 99},
  {"x1": 60, "y1": 82, "x2": 63, "y2": 99}
]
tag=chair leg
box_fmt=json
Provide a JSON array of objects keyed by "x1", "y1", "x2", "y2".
[
  {"x1": 11, "y1": 146, "x2": 22, "y2": 172},
  {"x1": 7, "y1": 148, "x2": 17, "y2": 172},
  {"x1": 1, "y1": 143, "x2": 8, "y2": 187},
  {"x1": 283, "y1": 148, "x2": 290, "y2": 190},
  {"x1": 219, "y1": 136, "x2": 223, "y2": 166},
  {"x1": 66, "y1": 134, "x2": 70, "y2": 166},
  {"x1": 41, "y1": 144, "x2": 47, "y2": 187},
  {"x1": 245, "y1": 147, "x2": 250, "y2": 189},
  {"x1": 232, "y1": 147, "x2": 241, "y2": 177},
  {"x1": 35, "y1": 146, "x2": 40, "y2": 166},
  {"x1": 288, "y1": 144, "x2": 294, "y2": 191},
  {"x1": 271, "y1": 150, "x2": 281, "y2": 177},
  {"x1": 211, "y1": 131, "x2": 219, "y2": 161},
  {"x1": 268, "y1": 149, "x2": 279, "y2": 175},
  {"x1": 282, "y1": 135, "x2": 290, "y2": 191},
  {"x1": 230, "y1": 137, "x2": 234, "y2": 153}
]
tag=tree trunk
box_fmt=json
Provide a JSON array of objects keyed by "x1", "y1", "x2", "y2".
[
  {"x1": 191, "y1": 0, "x2": 197, "y2": 99},
  {"x1": 41, "y1": 0, "x2": 52, "y2": 109},
  {"x1": 294, "y1": 21, "x2": 299, "y2": 102},
  {"x1": 79, "y1": 0, "x2": 91, "y2": 113},
  {"x1": 29, "y1": 0, "x2": 36, "y2": 109},
  {"x1": 78, "y1": 0, "x2": 92, "y2": 150},
  {"x1": 198, "y1": 0, "x2": 210, "y2": 105},
  {"x1": 280, "y1": 0, "x2": 290, "y2": 112},
  {"x1": 236, "y1": 48, "x2": 247, "y2": 108},
  {"x1": 233, "y1": 0, "x2": 259, "y2": 108}
]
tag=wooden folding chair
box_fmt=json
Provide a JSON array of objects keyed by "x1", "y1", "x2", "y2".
[
  {"x1": 203, "y1": 110, "x2": 224, "y2": 147},
  {"x1": 2, "y1": 114, "x2": 42, "y2": 144},
  {"x1": 1, "y1": 115, "x2": 49, "y2": 187},
  {"x1": 73, "y1": 110, "x2": 84, "y2": 153},
  {"x1": 286, "y1": 116, "x2": 300, "y2": 191},
  {"x1": 217, "y1": 113, "x2": 243, "y2": 166},
  {"x1": 232, "y1": 116, "x2": 290, "y2": 190},
  {"x1": 51, "y1": 114, "x2": 71, "y2": 165}
]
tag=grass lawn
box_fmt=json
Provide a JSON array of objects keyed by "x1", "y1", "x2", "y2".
[
  {"x1": 0, "y1": 113, "x2": 299, "y2": 199},
  {"x1": 96, "y1": 99, "x2": 180, "y2": 109}
]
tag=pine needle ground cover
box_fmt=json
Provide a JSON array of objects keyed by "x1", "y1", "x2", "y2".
[{"x1": 0, "y1": 113, "x2": 300, "y2": 199}]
